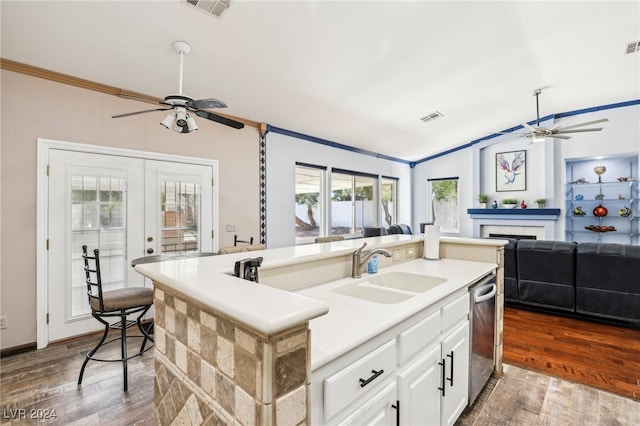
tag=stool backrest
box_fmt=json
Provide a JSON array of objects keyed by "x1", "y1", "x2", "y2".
[{"x1": 82, "y1": 245, "x2": 105, "y2": 312}]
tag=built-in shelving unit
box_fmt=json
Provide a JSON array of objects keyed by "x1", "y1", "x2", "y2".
[{"x1": 565, "y1": 156, "x2": 638, "y2": 244}]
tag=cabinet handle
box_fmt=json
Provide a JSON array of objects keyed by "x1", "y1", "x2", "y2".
[
  {"x1": 438, "y1": 360, "x2": 446, "y2": 396},
  {"x1": 391, "y1": 400, "x2": 400, "y2": 426},
  {"x1": 447, "y1": 351, "x2": 454, "y2": 386},
  {"x1": 359, "y1": 369, "x2": 384, "y2": 387}
]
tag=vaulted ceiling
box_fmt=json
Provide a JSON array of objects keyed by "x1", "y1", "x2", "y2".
[{"x1": 2, "y1": 1, "x2": 639, "y2": 161}]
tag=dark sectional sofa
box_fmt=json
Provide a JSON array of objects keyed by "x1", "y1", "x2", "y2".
[{"x1": 502, "y1": 238, "x2": 640, "y2": 328}]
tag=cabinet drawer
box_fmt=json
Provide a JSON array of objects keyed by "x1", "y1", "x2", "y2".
[
  {"x1": 324, "y1": 339, "x2": 396, "y2": 420},
  {"x1": 442, "y1": 292, "x2": 469, "y2": 332},
  {"x1": 398, "y1": 310, "x2": 441, "y2": 364}
]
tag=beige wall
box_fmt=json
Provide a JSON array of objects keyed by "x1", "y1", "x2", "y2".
[{"x1": 0, "y1": 70, "x2": 260, "y2": 349}]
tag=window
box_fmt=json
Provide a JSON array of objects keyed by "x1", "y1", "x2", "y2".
[
  {"x1": 429, "y1": 177, "x2": 459, "y2": 233},
  {"x1": 331, "y1": 170, "x2": 377, "y2": 237},
  {"x1": 381, "y1": 176, "x2": 397, "y2": 228},
  {"x1": 295, "y1": 164, "x2": 325, "y2": 244}
]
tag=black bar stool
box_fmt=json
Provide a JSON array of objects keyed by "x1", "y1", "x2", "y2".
[{"x1": 78, "y1": 245, "x2": 154, "y2": 391}]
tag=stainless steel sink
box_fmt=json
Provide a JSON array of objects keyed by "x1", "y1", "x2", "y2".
[{"x1": 331, "y1": 271, "x2": 447, "y2": 304}]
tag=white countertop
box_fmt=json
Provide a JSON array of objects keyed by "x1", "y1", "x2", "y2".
[
  {"x1": 296, "y1": 257, "x2": 497, "y2": 370},
  {"x1": 134, "y1": 235, "x2": 500, "y2": 360},
  {"x1": 135, "y1": 235, "x2": 420, "y2": 334}
]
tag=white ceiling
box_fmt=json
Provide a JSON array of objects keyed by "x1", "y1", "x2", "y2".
[{"x1": 2, "y1": 1, "x2": 639, "y2": 162}]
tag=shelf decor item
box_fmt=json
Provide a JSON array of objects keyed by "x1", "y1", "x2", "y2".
[
  {"x1": 478, "y1": 194, "x2": 488, "y2": 208},
  {"x1": 535, "y1": 198, "x2": 546, "y2": 208},
  {"x1": 619, "y1": 206, "x2": 632, "y2": 217},
  {"x1": 496, "y1": 150, "x2": 526, "y2": 192},
  {"x1": 573, "y1": 206, "x2": 586, "y2": 216},
  {"x1": 593, "y1": 165, "x2": 606, "y2": 182},
  {"x1": 501, "y1": 198, "x2": 518, "y2": 209},
  {"x1": 593, "y1": 204, "x2": 608, "y2": 217},
  {"x1": 585, "y1": 225, "x2": 616, "y2": 233}
]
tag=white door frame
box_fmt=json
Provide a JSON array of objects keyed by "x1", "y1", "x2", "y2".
[{"x1": 36, "y1": 138, "x2": 219, "y2": 349}]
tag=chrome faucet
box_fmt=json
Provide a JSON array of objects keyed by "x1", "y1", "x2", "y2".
[{"x1": 351, "y1": 242, "x2": 392, "y2": 278}]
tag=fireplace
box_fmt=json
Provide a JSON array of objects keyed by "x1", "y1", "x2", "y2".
[{"x1": 467, "y1": 208, "x2": 561, "y2": 240}]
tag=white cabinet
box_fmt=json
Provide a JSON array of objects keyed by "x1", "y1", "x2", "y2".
[
  {"x1": 313, "y1": 290, "x2": 472, "y2": 426},
  {"x1": 440, "y1": 322, "x2": 470, "y2": 426},
  {"x1": 398, "y1": 321, "x2": 469, "y2": 426},
  {"x1": 397, "y1": 344, "x2": 441, "y2": 426},
  {"x1": 337, "y1": 382, "x2": 398, "y2": 426}
]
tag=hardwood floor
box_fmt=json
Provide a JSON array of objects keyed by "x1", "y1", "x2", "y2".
[
  {"x1": 503, "y1": 307, "x2": 640, "y2": 401},
  {"x1": 1, "y1": 309, "x2": 639, "y2": 425}
]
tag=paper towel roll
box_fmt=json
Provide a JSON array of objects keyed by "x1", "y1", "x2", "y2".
[{"x1": 423, "y1": 225, "x2": 440, "y2": 260}]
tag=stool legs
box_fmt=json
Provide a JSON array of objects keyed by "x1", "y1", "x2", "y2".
[
  {"x1": 78, "y1": 307, "x2": 153, "y2": 392},
  {"x1": 78, "y1": 313, "x2": 110, "y2": 387}
]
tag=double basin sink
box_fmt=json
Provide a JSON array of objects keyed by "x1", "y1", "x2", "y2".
[{"x1": 331, "y1": 271, "x2": 447, "y2": 304}]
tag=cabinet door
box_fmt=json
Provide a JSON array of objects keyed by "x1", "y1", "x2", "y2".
[
  {"x1": 337, "y1": 382, "x2": 397, "y2": 426},
  {"x1": 440, "y1": 321, "x2": 470, "y2": 426},
  {"x1": 397, "y1": 344, "x2": 441, "y2": 426}
]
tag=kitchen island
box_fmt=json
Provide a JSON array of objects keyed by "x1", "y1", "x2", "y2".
[{"x1": 135, "y1": 235, "x2": 505, "y2": 425}]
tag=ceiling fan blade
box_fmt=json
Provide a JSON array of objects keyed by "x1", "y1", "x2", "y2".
[
  {"x1": 112, "y1": 108, "x2": 171, "y2": 118},
  {"x1": 521, "y1": 122, "x2": 536, "y2": 132},
  {"x1": 189, "y1": 98, "x2": 228, "y2": 109},
  {"x1": 555, "y1": 118, "x2": 609, "y2": 132},
  {"x1": 548, "y1": 134, "x2": 572, "y2": 140},
  {"x1": 195, "y1": 110, "x2": 245, "y2": 129},
  {"x1": 555, "y1": 127, "x2": 604, "y2": 134}
]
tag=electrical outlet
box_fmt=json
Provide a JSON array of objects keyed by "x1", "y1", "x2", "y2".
[
  {"x1": 405, "y1": 247, "x2": 415, "y2": 259},
  {"x1": 0, "y1": 316, "x2": 7, "y2": 330},
  {"x1": 225, "y1": 224, "x2": 236, "y2": 232},
  {"x1": 392, "y1": 250, "x2": 401, "y2": 262}
]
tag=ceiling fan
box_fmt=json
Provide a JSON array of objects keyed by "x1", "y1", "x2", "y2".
[
  {"x1": 112, "y1": 40, "x2": 244, "y2": 132},
  {"x1": 505, "y1": 89, "x2": 607, "y2": 142}
]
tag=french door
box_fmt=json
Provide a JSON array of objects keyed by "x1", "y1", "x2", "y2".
[{"x1": 45, "y1": 148, "x2": 214, "y2": 343}]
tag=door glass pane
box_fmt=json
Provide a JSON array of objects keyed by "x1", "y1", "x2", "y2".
[
  {"x1": 355, "y1": 175, "x2": 375, "y2": 234},
  {"x1": 331, "y1": 172, "x2": 353, "y2": 236},
  {"x1": 295, "y1": 166, "x2": 323, "y2": 243},
  {"x1": 381, "y1": 177, "x2": 397, "y2": 228},
  {"x1": 71, "y1": 176, "x2": 126, "y2": 318},
  {"x1": 331, "y1": 172, "x2": 377, "y2": 236},
  {"x1": 161, "y1": 180, "x2": 201, "y2": 255}
]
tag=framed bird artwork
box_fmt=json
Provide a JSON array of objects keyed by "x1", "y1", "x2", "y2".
[{"x1": 496, "y1": 150, "x2": 526, "y2": 191}]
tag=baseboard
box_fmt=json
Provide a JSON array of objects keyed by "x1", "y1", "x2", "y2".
[{"x1": 1, "y1": 342, "x2": 37, "y2": 358}]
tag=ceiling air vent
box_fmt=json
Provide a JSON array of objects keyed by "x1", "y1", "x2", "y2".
[
  {"x1": 625, "y1": 40, "x2": 640, "y2": 54},
  {"x1": 420, "y1": 111, "x2": 444, "y2": 123},
  {"x1": 183, "y1": 0, "x2": 231, "y2": 19}
]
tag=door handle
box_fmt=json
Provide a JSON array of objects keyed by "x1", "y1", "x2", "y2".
[
  {"x1": 447, "y1": 351, "x2": 454, "y2": 386},
  {"x1": 438, "y1": 359, "x2": 446, "y2": 396},
  {"x1": 359, "y1": 369, "x2": 384, "y2": 387},
  {"x1": 146, "y1": 248, "x2": 154, "y2": 254}
]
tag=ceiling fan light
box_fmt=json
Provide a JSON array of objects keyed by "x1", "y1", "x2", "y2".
[
  {"x1": 160, "y1": 112, "x2": 175, "y2": 129},
  {"x1": 186, "y1": 115, "x2": 199, "y2": 132},
  {"x1": 175, "y1": 110, "x2": 188, "y2": 127},
  {"x1": 532, "y1": 135, "x2": 546, "y2": 143}
]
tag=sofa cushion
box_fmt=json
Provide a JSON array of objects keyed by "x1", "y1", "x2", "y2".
[
  {"x1": 501, "y1": 238, "x2": 519, "y2": 302},
  {"x1": 517, "y1": 240, "x2": 576, "y2": 311},
  {"x1": 576, "y1": 243, "x2": 640, "y2": 322}
]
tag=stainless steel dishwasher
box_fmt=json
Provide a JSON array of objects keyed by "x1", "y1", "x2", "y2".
[{"x1": 468, "y1": 273, "x2": 497, "y2": 405}]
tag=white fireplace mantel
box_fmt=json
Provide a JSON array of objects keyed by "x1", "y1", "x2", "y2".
[{"x1": 467, "y1": 208, "x2": 561, "y2": 240}]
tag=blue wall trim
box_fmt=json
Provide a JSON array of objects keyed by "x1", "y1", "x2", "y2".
[
  {"x1": 265, "y1": 100, "x2": 639, "y2": 168},
  {"x1": 413, "y1": 99, "x2": 640, "y2": 166},
  {"x1": 266, "y1": 125, "x2": 412, "y2": 165}
]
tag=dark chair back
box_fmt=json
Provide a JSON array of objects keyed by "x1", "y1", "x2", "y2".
[{"x1": 82, "y1": 245, "x2": 105, "y2": 313}]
